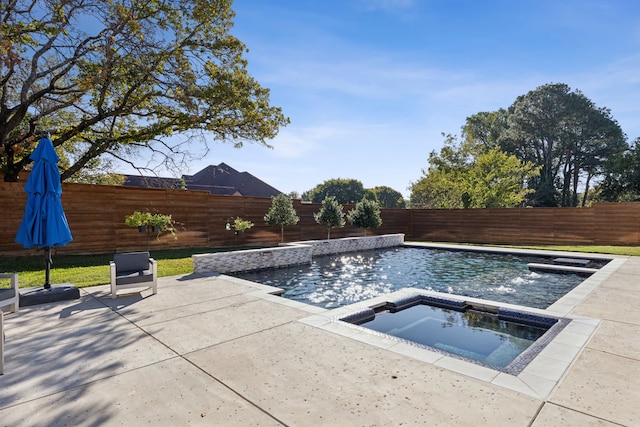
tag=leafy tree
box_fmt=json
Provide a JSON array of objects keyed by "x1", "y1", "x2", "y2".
[
  {"x1": 302, "y1": 178, "x2": 404, "y2": 207},
  {"x1": 313, "y1": 196, "x2": 345, "y2": 239},
  {"x1": 303, "y1": 178, "x2": 367, "y2": 204},
  {"x1": 465, "y1": 148, "x2": 539, "y2": 208},
  {"x1": 1, "y1": 0, "x2": 289, "y2": 182},
  {"x1": 502, "y1": 83, "x2": 625, "y2": 207},
  {"x1": 409, "y1": 134, "x2": 469, "y2": 208},
  {"x1": 370, "y1": 186, "x2": 406, "y2": 208},
  {"x1": 567, "y1": 107, "x2": 629, "y2": 206},
  {"x1": 347, "y1": 198, "x2": 382, "y2": 236},
  {"x1": 457, "y1": 84, "x2": 626, "y2": 207},
  {"x1": 409, "y1": 134, "x2": 539, "y2": 208},
  {"x1": 264, "y1": 193, "x2": 299, "y2": 242},
  {"x1": 597, "y1": 138, "x2": 640, "y2": 202},
  {"x1": 409, "y1": 167, "x2": 466, "y2": 209},
  {"x1": 462, "y1": 109, "x2": 509, "y2": 151}
]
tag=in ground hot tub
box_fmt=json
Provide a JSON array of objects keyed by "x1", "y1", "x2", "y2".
[{"x1": 339, "y1": 294, "x2": 569, "y2": 374}]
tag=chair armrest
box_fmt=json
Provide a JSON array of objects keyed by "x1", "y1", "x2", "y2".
[
  {"x1": 0, "y1": 273, "x2": 18, "y2": 289},
  {"x1": 1, "y1": 311, "x2": 4, "y2": 374},
  {"x1": 109, "y1": 261, "x2": 116, "y2": 285},
  {"x1": 149, "y1": 258, "x2": 157, "y2": 273},
  {"x1": 0, "y1": 273, "x2": 19, "y2": 313},
  {"x1": 149, "y1": 258, "x2": 158, "y2": 295}
]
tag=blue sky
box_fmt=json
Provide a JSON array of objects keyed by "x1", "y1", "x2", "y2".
[{"x1": 185, "y1": 0, "x2": 640, "y2": 198}]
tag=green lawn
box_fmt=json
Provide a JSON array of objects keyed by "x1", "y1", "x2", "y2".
[
  {"x1": 504, "y1": 245, "x2": 640, "y2": 257},
  {"x1": 1, "y1": 243, "x2": 637, "y2": 289}
]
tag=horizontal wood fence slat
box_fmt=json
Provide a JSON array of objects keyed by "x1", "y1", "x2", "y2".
[{"x1": 1, "y1": 181, "x2": 638, "y2": 256}]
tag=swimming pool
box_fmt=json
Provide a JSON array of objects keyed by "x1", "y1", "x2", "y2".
[{"x1": 232, "y1": 246, "x2": 590, "y2": 309}]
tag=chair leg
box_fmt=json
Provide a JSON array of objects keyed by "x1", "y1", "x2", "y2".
[
  {"x1": 1, "y1": 311, "x2": 5, "y2": 375},
  {"x1": 10, "y1": 274, "x2": 18, "y2": 313}
]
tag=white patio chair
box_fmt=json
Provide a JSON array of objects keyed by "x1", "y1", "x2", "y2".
[{"x1": 110, "y1": 252, "x2": 157, "y2": 299}]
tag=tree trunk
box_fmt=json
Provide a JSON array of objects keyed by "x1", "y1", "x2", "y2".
[
  {"x1": 561, "y1": 161, "x2": 572, "y2": 207},
  {"x1": 582, "y1": 173, "x2": 593, "y2": 207},
  {"x1": 572, "y1": 159, "x2": 581, "y2": 207},
  {"x1": 3, "y1": 148, "x2": 21, "y2": 182}
]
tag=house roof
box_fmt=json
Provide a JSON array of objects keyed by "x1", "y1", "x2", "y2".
[
  {"x1": 122, "y1": 175, "x2": 183, "y2": 189},
  {"x1": 122, "y1": 163, "x2": 281, "y2": 198}
]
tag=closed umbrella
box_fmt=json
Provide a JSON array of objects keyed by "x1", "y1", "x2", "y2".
[{"x1": 15, "y1": 137, "x2": 73, "y2": 290}]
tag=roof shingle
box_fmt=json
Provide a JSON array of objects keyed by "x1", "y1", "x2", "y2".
[{"x1": 122, "y1": 163, "x2": 281, "y2": 197}]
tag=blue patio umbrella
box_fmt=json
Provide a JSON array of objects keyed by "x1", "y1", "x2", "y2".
[{"x1": 15, "y1": 137, "x2": 73, "y2": 290}]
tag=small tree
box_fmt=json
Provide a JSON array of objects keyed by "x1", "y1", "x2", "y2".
[
  {"x1": 347, "y1": 198, "x2": 382, "y2": 236},
  {"x1": 264, "y1": 194, "x2": 300, "y2": 242},
  {"x1": 314, "y1": 196, "x2": 345, "y2": 239}
]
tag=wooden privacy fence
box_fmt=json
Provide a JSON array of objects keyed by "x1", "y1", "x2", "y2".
[
  {"x1": 408, "y1": 203, "x2": 640, "y2": 246},
  {"x1": 0, "y1": 181, "x2": 639, "y2": 256}
]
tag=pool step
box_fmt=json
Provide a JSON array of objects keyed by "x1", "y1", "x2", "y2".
[
  {"x1": 527, "y1": 263, "x2": 598, "y2": 276},
  {"x1": 552, "y1": 257, "x2": 591, "y2": 267}
]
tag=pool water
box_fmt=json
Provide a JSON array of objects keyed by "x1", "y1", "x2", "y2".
[
  {"x1": 232, "y1": 247, "x2": 586, "y2": 309},
  {"x1": 358, "y1": 303, "x2": 549, "y2": 368}
]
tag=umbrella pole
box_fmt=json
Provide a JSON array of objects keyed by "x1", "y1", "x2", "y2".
[{"x1": 44, "y1": 246, "x2": 51, "y2": 290}]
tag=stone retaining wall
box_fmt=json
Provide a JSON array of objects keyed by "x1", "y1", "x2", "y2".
[
  {"x1": 192, "y1": 245, "x2": 313, "y2": 274},
  {"x1": 192, "y1": 234, "x2": 405, "y2": 274},
  {"x1": 293, "y1": 234, "x2": 405, "y2": 256}
]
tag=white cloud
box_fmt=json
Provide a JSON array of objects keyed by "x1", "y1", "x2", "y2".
[{"x1": 268, "y1": 125, "x2": 337, "y2": 159}]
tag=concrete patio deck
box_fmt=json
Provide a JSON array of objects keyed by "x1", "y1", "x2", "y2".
[{"x1": 0, "y1": 247, "x2": 638, "y2": 426}]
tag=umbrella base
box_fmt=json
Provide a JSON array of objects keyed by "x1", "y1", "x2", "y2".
[{"x1": 19, "y1": 284, "x2": 80, "y2": 307}]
